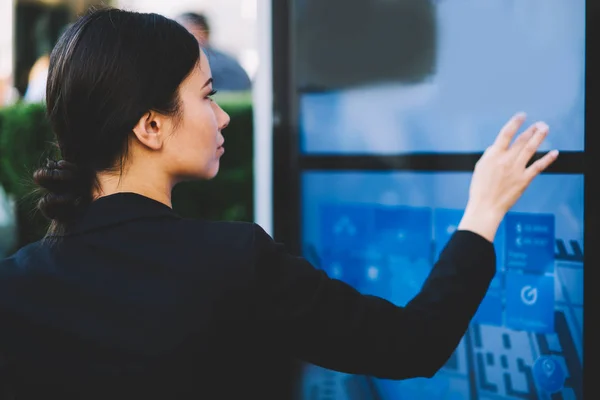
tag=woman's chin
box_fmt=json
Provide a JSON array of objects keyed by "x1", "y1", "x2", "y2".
[
  {"x1": 204, "y1": 161, "x2": 221, "y2": 180},
  {"x1": 175, "y1": 162, "x2": 220, "y2": 183}
]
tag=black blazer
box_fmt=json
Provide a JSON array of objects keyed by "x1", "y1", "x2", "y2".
[{"x1": 0, "y1": 193, "x2": 495, "y2": 399}]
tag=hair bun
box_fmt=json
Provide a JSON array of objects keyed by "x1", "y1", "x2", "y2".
[
  {"x1": 33, "y1": 159, "x2": 79, "y2": 193},
  {"x1": 33, "y1": 159, "x2": 85, "y2": 223}
]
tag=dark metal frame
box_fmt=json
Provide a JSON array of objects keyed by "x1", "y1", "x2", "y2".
[
  {"x1": 583, "y1": 3, "x2": 598, "y2": 397},
  {"x1": 272, "y1": 0, "x2": 594, "y2": 396}
]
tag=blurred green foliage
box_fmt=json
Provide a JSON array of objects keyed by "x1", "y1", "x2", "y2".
[{"x1": 0, "y1": 92, "x2": 254, "y2": 252}]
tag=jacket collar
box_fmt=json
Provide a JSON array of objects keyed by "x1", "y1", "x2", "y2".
[{"x1": 66, "y1": 193, "x2": 180, "y2": 235}]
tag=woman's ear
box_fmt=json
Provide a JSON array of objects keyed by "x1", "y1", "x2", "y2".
[{"x1": 132, "y1": 111, "x2": 166, "y2": 151}]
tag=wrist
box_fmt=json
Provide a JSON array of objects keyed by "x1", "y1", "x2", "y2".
[{"x1": 457, "y1": 202, "x2": 504, "y2": 243}]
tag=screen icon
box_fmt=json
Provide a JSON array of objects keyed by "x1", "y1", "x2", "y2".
[
  {"x1": 533, "y1": 356, "x2": 566, "y2": 393},
  {"x1": 319, "y1": 203, "x2": 373, "y2": 251},
  {"x1": 505, "y1": 270, "x2": 554, "y2": 333},
  {"x1": 504, "y1": 212, "x2": 555, "y2": 273},
  {"x1": 373, "y1": 206, "x2": 432, "y2": 260},
  {"x1": 320, "y1": 252, "x2": 368, "y2": 289},
  {"x1": 520, "y1": 285, "x2": 538, "y2": 306}
]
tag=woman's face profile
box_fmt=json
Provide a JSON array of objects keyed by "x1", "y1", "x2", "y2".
[{"x1": 159, "y1": 50, "x2": 230, "y2": 181}]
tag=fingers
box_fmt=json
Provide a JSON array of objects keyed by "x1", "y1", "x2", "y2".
[
  {"x1": 516, "y1": 123, "x2": 550, "y2": 166},
  {"x1": 493, "y1": 112, "x2": 527, "y2": 150},
  {"x1": 525, "y1": 150, "x2": 559, "y2": 181},
  {"x1": 508, "y1": 122, "x2": 541, "y2": 156}
]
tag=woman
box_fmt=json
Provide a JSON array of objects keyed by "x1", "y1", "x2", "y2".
[{"x1": 0, "y1": 7, "x2": 558, "y2": 399}]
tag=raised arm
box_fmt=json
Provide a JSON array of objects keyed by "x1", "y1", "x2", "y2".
[
  {"x1": 252, "y1": 223, "x2": 495, "y2": 379},
  {"x1": 252, "y1": 113, "x2": 558, "y2": 379}
]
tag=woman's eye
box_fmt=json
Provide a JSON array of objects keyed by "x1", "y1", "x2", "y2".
[{"x1": 206, "y1": 89, "x2": 217, "y2": 100}]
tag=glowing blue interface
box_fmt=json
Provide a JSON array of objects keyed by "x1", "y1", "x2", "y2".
[{"x1": 298, "y1": 172, "x2": 583, "y2": 400}]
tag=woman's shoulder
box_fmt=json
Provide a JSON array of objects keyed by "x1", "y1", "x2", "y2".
[
  {"x1": 174, "y1": 219, "x2": 271, "y2": 255},
  {"x1": 177, "y1": 218, "x2": 259, "y2": 238}
]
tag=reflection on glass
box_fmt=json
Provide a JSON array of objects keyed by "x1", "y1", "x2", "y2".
[{"x1": 296, "y1": 0, "x2": 586, "y2": 154}]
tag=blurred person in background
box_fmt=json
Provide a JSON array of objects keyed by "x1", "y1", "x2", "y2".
[
  {"x1": 177, "y1": 12, "x2": 252, "y2": 92},
  {"x1": 23, "y1": 23, "x2": 73, "y2": 104},
  {"x1": 23, "y1": 54, "x2": 50, "y2": 104}
]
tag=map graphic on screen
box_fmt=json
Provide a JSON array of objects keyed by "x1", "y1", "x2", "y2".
[{"x1": 299, "y1": 172, "x2": 583, "y2": 400}]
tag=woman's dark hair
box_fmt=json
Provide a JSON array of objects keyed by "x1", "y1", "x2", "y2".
[{"x1": 33, "y1": 7, "x2": 200, "y2": 235}]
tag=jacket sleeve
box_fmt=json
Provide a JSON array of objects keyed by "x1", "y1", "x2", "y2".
[{"x1": 251, "y1": 223, "x2": 496, "y2": 380}]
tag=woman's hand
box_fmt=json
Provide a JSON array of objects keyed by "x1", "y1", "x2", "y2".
[{"x1": 458, "y1": 112, "x2": 559, "y2": 242}]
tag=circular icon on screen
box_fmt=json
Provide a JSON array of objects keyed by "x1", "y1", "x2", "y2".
[
  {"x1": 367, "y1": 266, "x2": 379, "y2": 281},
  {"x1": 520, "y1": 285, "x2": 538, "y2": 305},
  {"x1": 533, "y1": 356, "x2": 565, "y2": 393},
  {"x1": 333, "y1": 216, "x2": 356, "y2": 236}
]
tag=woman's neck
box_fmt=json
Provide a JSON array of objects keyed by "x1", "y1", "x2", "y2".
[{"x1": 94, "y1": 169, "x2": 174, "y2": 208}]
